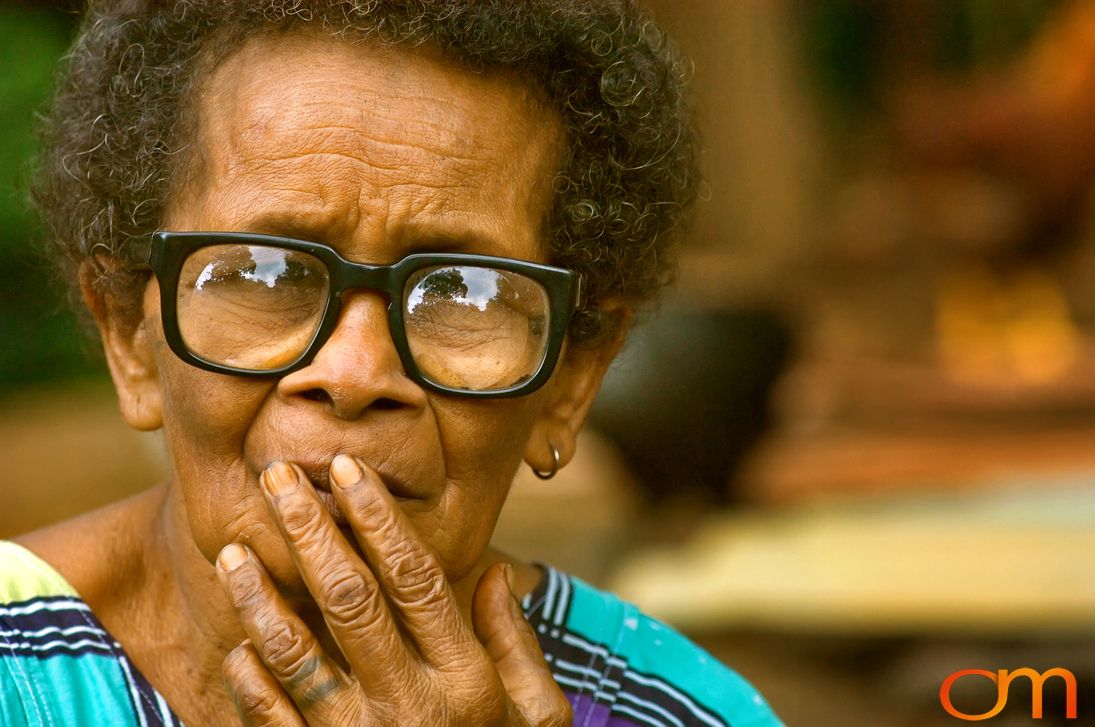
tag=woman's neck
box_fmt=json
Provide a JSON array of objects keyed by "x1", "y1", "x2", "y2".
[{"x1": 16, "y1": 484, "x2": 245, "y2": 725}]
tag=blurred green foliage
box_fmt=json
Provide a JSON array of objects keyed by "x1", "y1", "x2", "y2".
[
  {"x1": 802, "y1": 0, "x2": 1059, "y2": 129},
  {"x1": 0, "y1": 6, "x2": 104, "y2": 399}
]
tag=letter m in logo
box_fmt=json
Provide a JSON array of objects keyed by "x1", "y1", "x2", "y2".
[{"x1": 940, "y1": 667, "x2": 1077, "y2": 720}]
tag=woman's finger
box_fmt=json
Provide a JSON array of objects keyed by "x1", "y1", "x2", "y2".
[
  {"x1": 472, "y1": 563, "x2": 573, "y2": 727},
  {"x1": 329, "y1": 454, "x2": 478, "y2": 667},
  {"x1": 259, "y1": 461, "x2": 414, "y2": 697},
  {"x1": 222, "y1": 640, "x2": 307, "y2": 727},
  {"x1": 216, "y1": 542, "x2": 356, "y2": 720}
]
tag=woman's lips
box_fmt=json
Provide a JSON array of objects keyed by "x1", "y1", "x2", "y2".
[
  {"x1": 252, "y1": 448, "x2": 431, "y2": 529},
  {"x1": 281, "y1": 462, "x2": 422, "y2": 528},
  {"x1": 293, "y1": 461, "x2": 424, "y2": 501}
]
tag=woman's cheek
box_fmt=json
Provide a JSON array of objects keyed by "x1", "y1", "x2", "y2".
[
  {"x1": 156, "y1": 358, "x2": 280, "y2": 557},
  {"x1": 424, "y1": 397, "x2": 539, "y2": 577},
  {"x1": 412, "y1": 477, "x2": 509, "y2": 580}
]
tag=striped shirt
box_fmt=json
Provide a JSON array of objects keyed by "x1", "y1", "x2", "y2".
[
  {"x1": 0, "y1": 542, "x2": 781, "y2": 726},
  {"x1": 524, "y1": 565, "x2": 781, "y2": 727},
  {"x1": 0, "y1": 542, "x2": 179, "y2": 726}
]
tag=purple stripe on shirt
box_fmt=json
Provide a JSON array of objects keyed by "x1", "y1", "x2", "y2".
[
  {"x1": 567, "y1": 687, "x2": 675, "y2": 726},
  {"x1": 567, "y1": 691, "x2": 611, "y2": 723}
]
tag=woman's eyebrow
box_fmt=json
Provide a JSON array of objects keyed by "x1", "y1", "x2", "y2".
[
  {"x1": 398, "y1": 223, "x2": 519, "y2": 258},
  {"x1": 236, "y1": 211, "x2": 341, "y2": 244},
  {"x1": 232, "y1": 210, "x2": 522, "y2": 260},
  {"x1": 399, "y1": 231, "x2": 485, "y2": 255}
]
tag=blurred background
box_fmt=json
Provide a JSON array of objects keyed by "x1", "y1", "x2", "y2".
[{"x1": 4, "y1": 0, "x2": 1095, "y2": 723}]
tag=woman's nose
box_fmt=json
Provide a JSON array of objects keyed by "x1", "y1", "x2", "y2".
[{"x1": 276, "y1": 291, "x2": 427, "y2": 419}]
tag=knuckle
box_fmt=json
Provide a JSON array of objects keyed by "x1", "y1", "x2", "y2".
[
  {"x1": 222, "y1": 647, "x2": 284, "y2": 717},
  {"x1": 259, "y1": 621, "x2": 315, "y2": 680},
  {"x1": 544, "y1": 695, "x2": 574, "y2": 727},
  {"x1": 278, "y1": 499, "x2": 328, "y2": 539},
  {"x1": 319, "y1": 568, "x2": 382, "y2": 626},
  {"x1": 236, "y1": 682, "x2": 284, "y2": 716},
  {"x1": 235, "y1": 593, "x2": 283, "y2": 637},
  {"x1": 386, "y1": 545, "x2": 447, "y2": 608},
  {"x1": 356, "y1": 490, "x2": 393, "y2": 529},
  {"x1": 357, "y1": 497, "x2": 450, "y2": 609},
  {"x1": 277, "y1": 504, "x2": 349, "y2": 563},
  {"x1": 519, "y1": 684, "x2": 574, "y2": 727},
  {"x1": 227, "y1": 567, "x2": 267, "y2": 608},
  {"x1": 326, "y1": 569, "x2": 369, "y2": 610}
]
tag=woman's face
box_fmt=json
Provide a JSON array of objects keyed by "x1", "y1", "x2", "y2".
[{"x1": 106, "y1": 33, "x2": 604, "y2": 591}]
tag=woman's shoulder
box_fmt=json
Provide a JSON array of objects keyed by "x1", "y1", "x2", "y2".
[
  {"x1": 523, "y1": 563, "x2": 783, "y2": 727},
  {"x1": 0, "y1": 540, "x2": 79, "y2": 605},
  {"x1": 12, "y1": 487, "x2": 163, "y2": 607}
]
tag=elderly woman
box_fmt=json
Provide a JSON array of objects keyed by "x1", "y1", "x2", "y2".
[{"x1": 0, "y1": 1, "x2": 780, "y2": 725}]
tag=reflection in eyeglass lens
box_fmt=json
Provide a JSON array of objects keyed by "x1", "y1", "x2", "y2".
[
  {"x1": 177, "y1": 245, "x2": 329, "y2": 369},
  {"x1": 405, "y1": 266, "x2": 549, "y2": 391}
]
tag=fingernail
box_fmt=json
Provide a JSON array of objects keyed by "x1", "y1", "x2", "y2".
[
  {"x1": 331, "y1": 454, "x2": 363, "y2": 489},
  {"x1": 503, "y1": 563, "x2": 517, "y2": 598},
  {"x1": 503, "y1": 564, "x2": 526, "y2": 620},
  {"x1": 218, "y1": 543, "x2": 248, "y2": 572},
  {"x1": 262, "y1": 461, "x2": 298, "y2": 496}
]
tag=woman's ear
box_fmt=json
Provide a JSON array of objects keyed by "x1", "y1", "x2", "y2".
[
  {"x1": 79, "y1": 264, "x2": 163, "y2": 431},
  {"x1": 524, "y1": 304, "x2": 631, "y2": 475}
]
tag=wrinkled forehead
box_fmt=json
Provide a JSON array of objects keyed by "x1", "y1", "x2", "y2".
[{"x1": 168, "y1": 30, "x2": 564, "y2": 241}]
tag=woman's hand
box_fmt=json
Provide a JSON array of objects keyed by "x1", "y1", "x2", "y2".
[{"x1": 216, "y1": 455, "x2": 572, "y2": 726}]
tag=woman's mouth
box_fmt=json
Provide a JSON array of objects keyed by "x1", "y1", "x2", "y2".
[{"x1": 290, "y1": 462, "x2": 421, "y2": 527}]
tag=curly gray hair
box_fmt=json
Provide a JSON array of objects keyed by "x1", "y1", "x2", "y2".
[{"x1": 35, "y1": 0, "x2": 697, "y2": 344}]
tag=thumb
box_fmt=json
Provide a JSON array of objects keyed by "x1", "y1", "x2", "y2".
[{"x1": 472, "y1": 562, "x2": 572, "y2": 726}]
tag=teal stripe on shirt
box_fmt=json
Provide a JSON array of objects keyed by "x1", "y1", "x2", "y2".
[
  {"x1": 565, "y1": 575, "x2": 780, "y2": 726},
  {"x1": 0, "y1": 652, "x2": 144, "y2": 727}
]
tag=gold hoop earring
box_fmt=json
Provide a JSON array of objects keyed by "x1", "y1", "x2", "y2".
[{"x1": 531, "y1": 443, "x2": 560, "y2": 480}]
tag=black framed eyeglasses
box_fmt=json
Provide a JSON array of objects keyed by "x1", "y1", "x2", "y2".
[{"x1": 148, "y1": 231, "x2": 582, "y2": 398}]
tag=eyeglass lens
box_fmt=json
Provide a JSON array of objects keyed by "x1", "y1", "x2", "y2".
[
  {"x1": 404, "y1": 265, "x2": 549, "y2": 390},
  {"x1": 176, "y1": 244, "x2": 552, "y2": 391}
]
